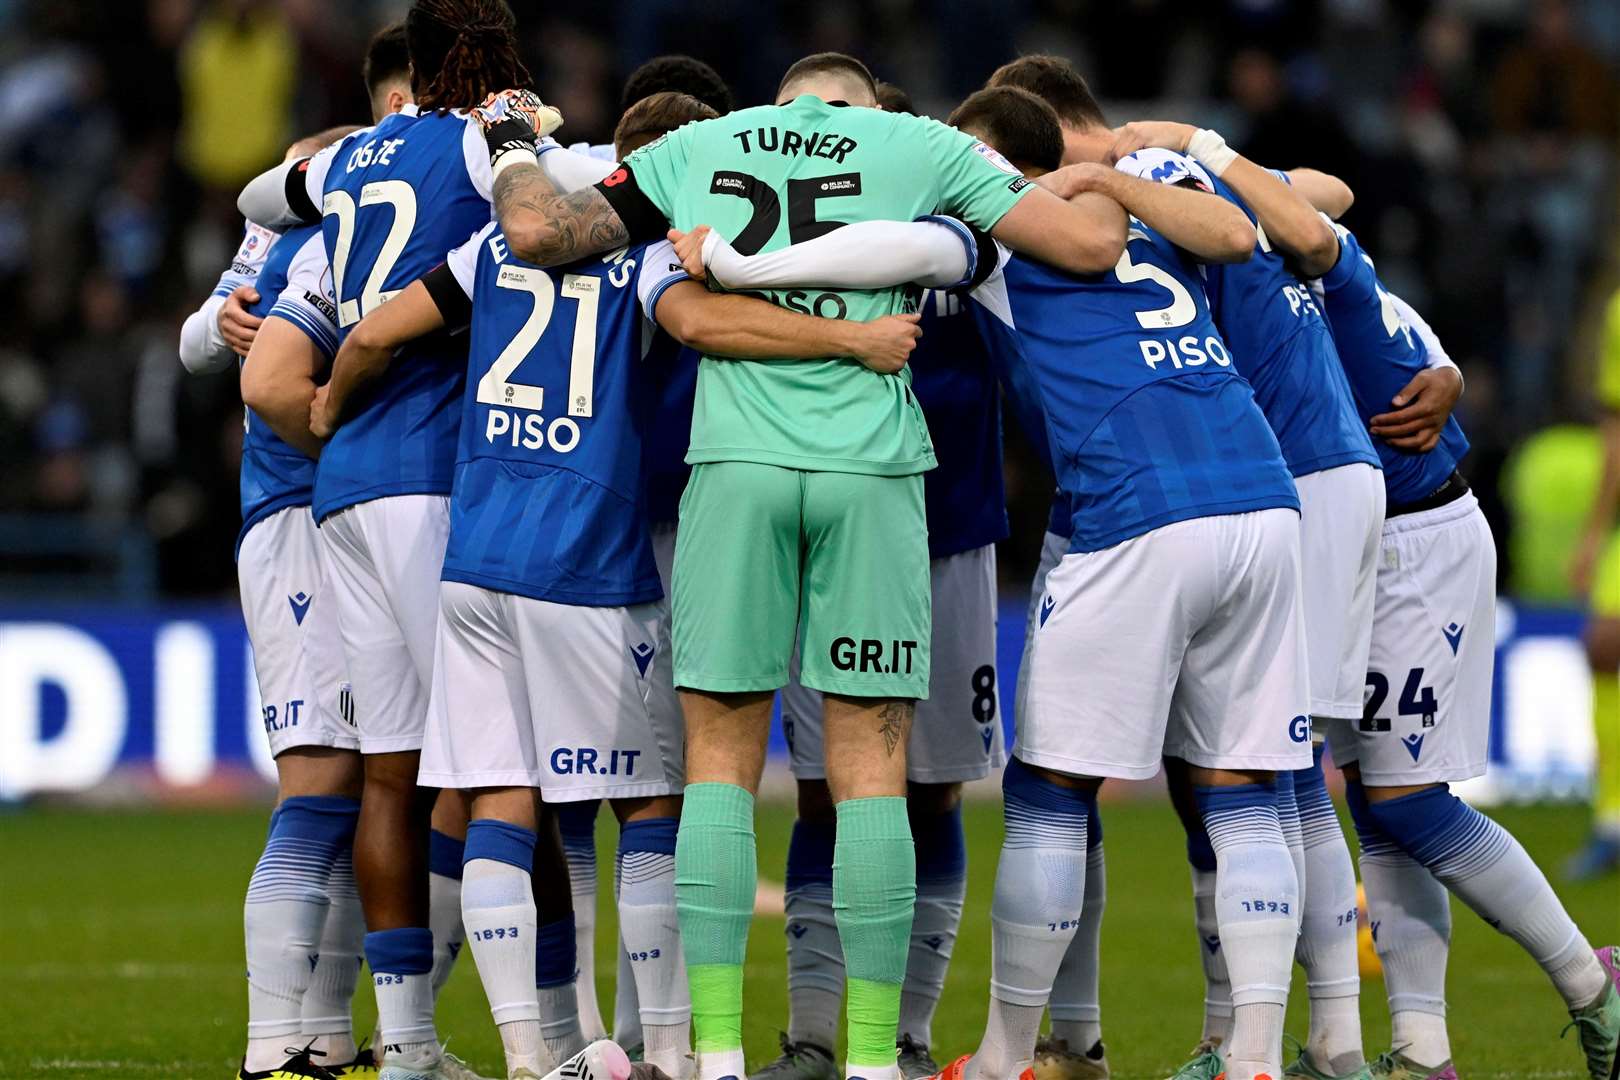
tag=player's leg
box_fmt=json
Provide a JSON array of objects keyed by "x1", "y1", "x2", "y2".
[
  {"x1": 753, "y1": 664, "x2": 844, "y2": 1080},
  {"x1": 896, "y1": 544, "x2": 1003, "y2": 1078},
  {"x1": 671, "y1": 460, "x2": 802, "y2": 1080},
  {"x1": 1015, "y1": 526, "x2": 1109, "y2": 1080},
  {"x1": 1570, "y1": 534, "x2": 1620, "y2": 881},
  {"x1": 800, "y1": 470, "x2": 933, "y2": 1080},
  {"x1": 555, "y1": 800, "x2": 608, "y2": 1042},
  {"x1": 323, "y1": 497, "x2": 453, "y2": 1073},
  {"x1": 970, "y1": 524, "x2": 1195, "y2": 1080},
  {"x1": 611, "y1": 796, "x2": 690, "y2": 1080},
  {"x1": 1353, "y1": 496, "x2": 1618, "y2": 1079},
  {"x1": 1285, "y1": 462, "x2": 1383, "y2": 1079},
  {"x1": 1165, "y1": 509, "x2": 1313, "y2": 1080},
  {"x1": 236, "y1": 507, "x2": 366, "y2": 1078},
  {"x1": 428, "y1": 791, "x2": 468, "y2": 1001},
  {"x1": 1163, "y1": 757, "x2": 1233, "y2": 1052}
]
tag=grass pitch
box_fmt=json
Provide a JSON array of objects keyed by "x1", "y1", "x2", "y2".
[{"x1": 2, "y1": 799, "x2": 1615, "y2": 1080}]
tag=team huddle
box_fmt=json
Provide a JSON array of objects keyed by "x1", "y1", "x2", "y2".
[{"x1": 177, "y1": 4, "x2": 1620, "y2": 1080}]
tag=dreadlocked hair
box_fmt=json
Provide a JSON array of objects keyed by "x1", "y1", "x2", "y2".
[{"x1": 406, "y1": 0, "x2": 532, "y2": 113}]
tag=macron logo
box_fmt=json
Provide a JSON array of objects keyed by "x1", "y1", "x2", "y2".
[
  {"x1": 1442, "y1": 622, "x2": 1464, "y2": 655},
  {"x1": 1203, "y1": 934, "x2": 1221, "y2": 955},
  {"x1": 1039, "y1": 595, "x2": 1056, "y2": 627},
  {"x1": 981, "y1": 726, "x2": 994, "y2": 751},
  {"x1": 924, "y1": 934, "x2": 945, "y2": 952},
  {"x1": 1402, "y1": 733, "x2": 1425, "y2": 761},
  {"x1": 630, "y1": 642, "x2": 655, "y2": 678},
  {"x1": 288, "y1": 592, "x2": 312, "y2": 625},
  {"x1": 788, "y1": 923, "x2": 808, "y2": 939}
]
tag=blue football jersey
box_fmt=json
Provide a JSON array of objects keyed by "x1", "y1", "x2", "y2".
[
  {"x1": 1317, "y1": 225, "x2": 1469, "y2": 505},
  {"x1": 438, "y1": 223, "x2": 688, "y2": 605},
  {"x1": 911, "y1": 288, "x2": 1009, "y2": 558},
  {"x1": 1116, "y1": 150, "x2": 1379, "y2": 480},
  {"x1": 306, "y1": 105, "x2": 494, "y2": 520},
  {"x1": 236, "y1": 224, "x2": 338, "y2": 554},
  {"x1": 643, "y1": 338, "x2": 699, "y2": 527},
  {"x1": 970, "y1": 225, "x2": 1297, "y2": 553}
]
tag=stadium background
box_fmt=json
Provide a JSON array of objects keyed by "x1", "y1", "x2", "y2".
[{"x1": 0, "y1": 1, "x2": 1617, "y2": 1077}]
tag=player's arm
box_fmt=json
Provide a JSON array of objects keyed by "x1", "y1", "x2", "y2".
[
  {"x1": 1286, "y1": 168, "x2": 1355, "y2": 219},
  {"x1": 238, "y1": 156, "x2": 326, "y2": 230},
  {"x1": 985, "y1": 188, "x2": 1126, "y2": 275},
  {"x1": 240, "y1": 318, "x2": 328, "y2": 458},
  {"x1": 653, "y1": 281, "x2": 921, "y2": 375},
  {"x1": 1366, "y1": 292, "x2": 1463, "y2": 453},
  {"x1": 669, "y1": 217, "x2": 981, "y2": 291},
  {"x1": 1044, "y1": 161, "x2": 1255, "y2": 263},
  {"x1": 312, "y1": 282, "x2": 448, "y2": 439},
  {"x1": 1110, "y1": 122, "x2": 1336, "y2": 274}
]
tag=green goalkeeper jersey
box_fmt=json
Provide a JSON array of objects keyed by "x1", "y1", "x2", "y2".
[{"x1": 603, "y1": 94, "x2": 1034, "y2": 475}]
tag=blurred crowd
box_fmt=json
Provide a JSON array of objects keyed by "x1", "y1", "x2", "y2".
[{"x1": 0, "y1": 0, "x2": 1616, "y2": 597}]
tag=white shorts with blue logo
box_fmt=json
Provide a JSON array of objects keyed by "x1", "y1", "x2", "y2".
[
  {"x1": 1019, "y1": 508, "x2": 1312, "y2": 779},
  {"x1": 1327, "y1": 492, "x2": 1495, "y2": 787},
  {"x1": 320, "y1": 495, "x2": 450, "y2": 755},
  {"x1": 238, "y1": 505, "x2": 359, "y2": 758},
  {"x1": 417, "y1": 581, "x2": 684, "y2": 801},
  {"x1": 781, "y1": 543, "x2": 1006, "y2": 784},
  {"x1": 1296, "y1": 463, "x2": 1386, "y2": 720}
]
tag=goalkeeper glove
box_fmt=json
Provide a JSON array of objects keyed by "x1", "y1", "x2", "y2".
[{"x1": 473, "y1": 89, "x2": 564, "y2": 178}]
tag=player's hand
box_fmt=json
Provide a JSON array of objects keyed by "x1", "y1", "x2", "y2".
[
  {"x1": 1108, "y1": 121, "x2": 1197, "y2": 163},
  {"x1": 846, "y1": 312, "x2": 922, "y2": 374},
  {"x1": 1036, "y1": 162, "x2": 1115, "y2": 201},
  {"x1": 667, "y1": 225, "x2": 714, "y2": 281},
  {"x1": 1368, "y1": 366, "x2": 1463, "y2": 452},
  {"x1": 471, "y1": 89, "x2": 563, "y2": 139},
  {"x1": 218, "y1": 285, "x2": 263, "y2": 355},
  {"x1": 309, "y1": 384, "x2": 335, "y2": 440}
]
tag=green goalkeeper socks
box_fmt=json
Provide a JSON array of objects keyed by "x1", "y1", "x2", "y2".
[
  {"x1": 834, "y1": 796, "x2": 916, "y2": 1068},
  {"x1": 675, "y1": 782, "x2": 756, "y2": 1054}
]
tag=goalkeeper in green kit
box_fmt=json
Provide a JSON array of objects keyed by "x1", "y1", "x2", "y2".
[{"x1": 476, "y1": 54, "x2": 1127, "y2": 1080}]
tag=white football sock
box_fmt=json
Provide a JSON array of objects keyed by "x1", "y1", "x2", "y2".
[
  {"x1": 363, "y1": 927, "x2": 438, "y2": 1061},
  {"x1": 243, "y1": 799, "x2": 351, "y2": 1071},
  {"x1": 785, "y1": 820, "x2": 845, "y2": 1052},
  {"x1": 1049, "y1": 838, "x2": 1106, "y2": 1053},
  {"x1": 1351, "y1": 786, "x2": 1452, "y2": 1068},
  {"x1": 303, "y1": 850, "x2": 364, "y2": 1063},
  {"x1": 429, "y1": 868, "x2": 465, "y2": 999},
  {"x1": 463, "y1": 853, "x2": 543, "y2": 1075},
  {"x1": 899, "y1": 805, "x2": 966, "y2": 1050},
  {"x1": 613, "y1": 930, "x2": 643, "y2": 1051},
  {"x1": 971, "y1": 763, "x2": 1092, "y2": 1080},
  {"x1": 560, "y1": 802, "x2": 608, "y2": 1042},
  {"x1": 618, "y1": 819, "x2": 690, "y2": 1078},
  {"x1": 1199, "y1": 784, "x2": 1298, "y2": 1080},
  {"x1": 1294, "y1": 763, "x2": 1362, "y2": 1073},
  {"x1": 538, "y1": 980, "x2": 587, "y2": 1061},
  {"x1": 1369, "y1": 786, "x2": 1607, "y2": 1010},
  {"x1": 1276, "y1": 772, "x2": 1308, "y2": 933},
  {"x1": 1190, "y1": 865, "x2": 1233, "y2": 1044}
]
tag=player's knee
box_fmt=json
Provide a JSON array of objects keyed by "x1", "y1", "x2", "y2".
[
  {"x1": 275, "y1": 745, "x2": 363, "y2": 800},
  {"x1": 796, "y1": 778, "x2": 836, "y2": 823},
  {"x1": 612, "y1": 793, "x2": 682, "y2": 824},
  {"x1": 905, "y1": 780, "x2": 961, "y2": 818}
]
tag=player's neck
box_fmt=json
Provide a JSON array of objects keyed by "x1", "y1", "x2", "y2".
[{"x1": 1062, "y1": 125, "x2": 1113, "y2": 167}]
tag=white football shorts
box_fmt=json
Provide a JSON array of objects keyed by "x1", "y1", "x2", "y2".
[
  {"x1": 782, "y1": 543, "x2": 1006, "y2": 783},
  {"x1": 1328, "y1": 492, "x2": 1495, "y2": 786},
  {"x1": 239, "y1": 505, "x2": 358, "y2": 757},
  {"x1": 319, "y1": 494, "x2": 450, "y2": 754},
  {"x1": 1016, "y1": 528, "x2": 1069, "y2": 724},
  {"x1": 418, "y1": 581, "x2": 684, "y2": 800},
  {"x1": 1296, "y1": 463, "x2": 1386, "y2": 720},
  {"x1": 1019, "y1": 509, "x2": 1312, "y2": 779}
]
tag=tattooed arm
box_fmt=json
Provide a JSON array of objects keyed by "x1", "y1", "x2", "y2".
[{"x1": 492, "y1": 162, "x2": 631, "y2": 267}]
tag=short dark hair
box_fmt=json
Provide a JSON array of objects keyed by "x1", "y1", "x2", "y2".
[
  {"x1": 777, "y1": 51, "x2": 878, "y2": 103},
  {"x1": 620, "y1": 55, "x2": 732, "y2": 118},
  {"x1": 875, "y1": 80, "x2": 916, "y2": 116},
  {"x1": 615, "y1": 91, "x2": 720, "y2": 157},
  {"x1": 947, "y1": 86, "x2": 1063, "y2": 174},
  {"x1": 363, "y1": 23, "x2": 410, "y2": 96},
  {"x1": 986, "y1": 54, "x2": 1108, "y2": 131}
]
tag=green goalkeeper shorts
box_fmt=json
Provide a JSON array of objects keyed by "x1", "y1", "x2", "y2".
[{"x1": 671, "y1": 461, "x2": 931, "y2": 699}]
